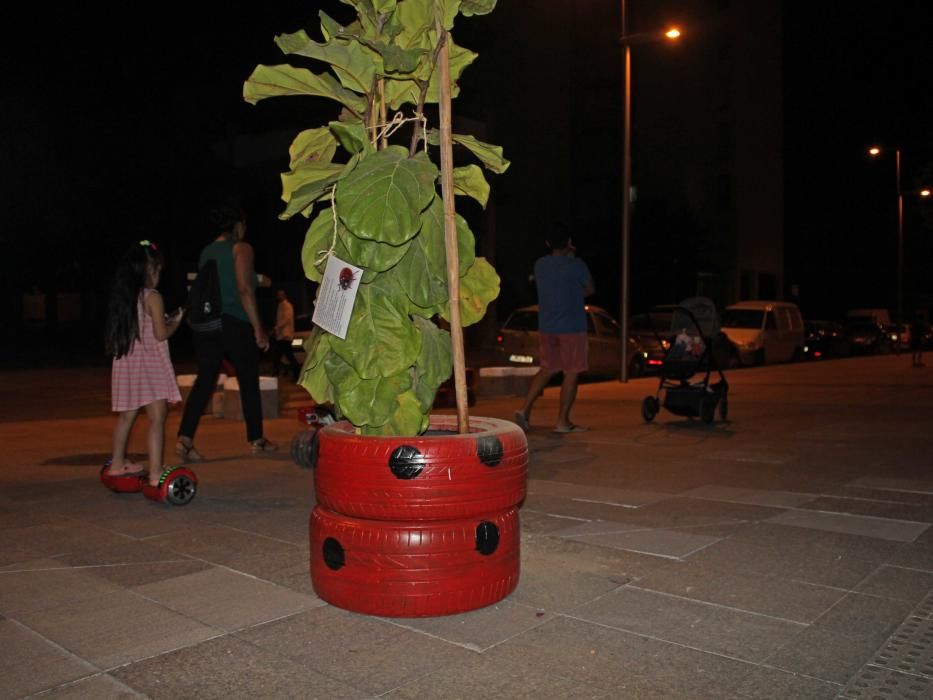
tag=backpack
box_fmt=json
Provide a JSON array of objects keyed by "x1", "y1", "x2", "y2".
[{"x1": 186, "y1": 258, "x2": 222, "y2": 333}]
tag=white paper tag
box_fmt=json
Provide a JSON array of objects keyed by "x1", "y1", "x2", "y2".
[{"x1": 312, "y1": 256, "x2": 363, "y2": 340}]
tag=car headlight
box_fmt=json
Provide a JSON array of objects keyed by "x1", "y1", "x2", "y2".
[
  {"x1": 508, "y1": 354, "x2": 534, "y2": 364},
  {"x1": 291, "y1": 338, "x2": 303, "y2": 348}
]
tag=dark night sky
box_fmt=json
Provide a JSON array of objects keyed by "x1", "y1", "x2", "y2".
[{"x1": 4, "y1": 1, "x2": 933, "y2": 353}]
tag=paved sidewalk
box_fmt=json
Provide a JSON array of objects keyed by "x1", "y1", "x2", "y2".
[{"x1": 2, "y1": 356, "x2": 933, "y2": 698}]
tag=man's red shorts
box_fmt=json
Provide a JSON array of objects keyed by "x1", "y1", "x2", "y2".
[{"x1": 538, "y1": 332, "x2": 588, "y2": 373}]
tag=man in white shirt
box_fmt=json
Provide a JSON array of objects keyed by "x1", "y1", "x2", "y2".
[{"x1": 273, "y1": 289, "x2": 300, "y2": 380}]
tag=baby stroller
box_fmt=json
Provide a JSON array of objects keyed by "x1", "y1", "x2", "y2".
[{"x1": 641, "y1": 297, "x2": 729, "y2": 423}]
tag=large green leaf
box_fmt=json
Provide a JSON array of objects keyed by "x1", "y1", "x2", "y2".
[
  {"x1": 363, "y1": 389, "x2": 426, "y2": 436},
  {"x1": 412, "y1": 316, "x2": 452, "y2": 411},
  {"x1": 452, "y1": 164, "x2": 489, "y2": 207},
  {"x1": 299, "y1": 331, "x2": 336, "y2": 404},
  {"x1": 427, "y1": 130, "x2": 510, "y2": 174},
  {"x1": 419, "y1": 197, "x2": 476, "y2": 276},
  {"x1": 275, "y1": 29, "x2": 377, "y2": 94},
  {"x1": 287, "y1": 128, "x2": 338, "y2": 170},
  {"x1": 329, "y1": 120, "x2": 374, "y2": 156},
  {"x1": 441, "y1": 256, "x2": 500, "y2": 327},
  {"x1": 383, "y1": 37, "x2": 477, "y2": 108},
  {"x1": 397, "y1": 236, "x2": 448, "y2": 308},
  {"x1": 329, "y1": 355, "x2": 412, "y2": 427},
  {"x1": 329, "y1": 279, "x2": 422, "y2": 378},
  {"x1": 341, "y1": 226, "x2": 412, "y2": 273},
  {"x1": 280, "y1": 159, "x2": 351, "y2": 221},
  {"x1": 244, "y1": 64, "x2": 367, "y2": 114},
  {"x1": 336, "y1": 147, "x2": 438, "y2": 245},
  {"x1": 461, "y1": 0, "x2": 497, "y2": 16},
  {"x1": 301, "y1": 209, "x2": 337, "y2": 282},
  {"x1": 281, "y1": 163, "x2": 345, "y2": 210}
]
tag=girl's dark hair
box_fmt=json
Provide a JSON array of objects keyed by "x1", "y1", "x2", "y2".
[{"x1": 105, "y1": 241, "x2": 164, "y2": 358}]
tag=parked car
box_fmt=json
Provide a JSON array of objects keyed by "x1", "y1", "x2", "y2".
[
  {"x1": 845, "y1": 319, "x2": 893, "y2": 355},
  {"x1": 883, "y1": 323, "x2": 911, "y2": 350},
  {"x1": 803, "y1": 320, "x2": 851, "y2": 359},
  {"x1": 721, "y1": 301, "x2": 805, "y2": 365},
  {"x1": 494, "y1": 305, "x2": 665, "y2": 378},
  {"x1": 638, "y1": 305, "x2": 740, "y2": 370}
]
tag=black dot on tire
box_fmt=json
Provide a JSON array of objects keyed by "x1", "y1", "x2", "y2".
[
  {"x1": 323, "y1": 537, "x2": 345, "y2": 570},
  {"x1": 476, "y1": 435, "x2": 504, "y2": 467},
  {"x1": 389, "y1": 445, "x2": 424, "y2": 480},
  {"x1": 475, "y1": 521, "x2": 500, "y2": 556}
]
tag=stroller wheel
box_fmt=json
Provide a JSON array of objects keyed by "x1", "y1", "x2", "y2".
[
  {"x1": 700, "y1": 397, "x2": 716, "y2": 424},
  {"x1": 641, "y1": 396, "x2": 659, "y2": 422},
  {"x1": 719, "y1": 395, "x2": 729, "y2": 422}
]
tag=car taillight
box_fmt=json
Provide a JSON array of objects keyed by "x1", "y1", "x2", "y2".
[{"x1": 496, "y1": 334, "x2": 503, "y2": 343}]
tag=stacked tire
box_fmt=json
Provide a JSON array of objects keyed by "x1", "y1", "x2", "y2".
[{"x1": 310, "y1": 415, "x2": 528, "y2": 617}]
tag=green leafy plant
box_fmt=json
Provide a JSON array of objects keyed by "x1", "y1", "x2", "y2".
[{"x1": 244, "y1": 0, "x2": 507, "y2": 436}]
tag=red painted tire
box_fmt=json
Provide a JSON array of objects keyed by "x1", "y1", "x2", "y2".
[
  {"x1": 309, "y1": 505, "x2": 520, "y2": 617},
  {"x1": 99, "y1": 462, "x2": 144, "y2": 494},
  {"x1": 314, "y1": 415, "x2": 527, "y2": 521},
  {"x1": 142, "y1": 466, "x2": 198, "y2": 506}
]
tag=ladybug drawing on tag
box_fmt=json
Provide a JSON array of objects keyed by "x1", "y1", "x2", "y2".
[{"x1": 338, "y1": 267, "x2": 357, "y2": 291}]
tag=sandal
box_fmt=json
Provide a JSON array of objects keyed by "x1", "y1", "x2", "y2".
[
  {"x1": 105, "y1": 460, "x2": 146, "y2": 477},
  {"x1": 175, "y1": 440, "x2": 203, "y2": 462},
  {"x1": 250, "y1": 437, "x2": 278, "y2": 454}
]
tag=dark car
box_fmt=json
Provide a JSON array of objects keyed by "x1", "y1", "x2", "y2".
[
  {"x1": 845, "y1": 320, "x2": 893, "y2": 355},
  {"x1": 641, "y1": 305, "x2": 741, "y2": 370},
  {"x1": 495, "y1": 305, "x2": 665, "y2": 378},
  {"x1": 803, "y1": 320, "x2": 851, "y2": 359}
]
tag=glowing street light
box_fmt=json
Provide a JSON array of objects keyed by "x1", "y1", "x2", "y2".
[
  {"x1": 867, "y1": 145, "x2": 903, "y2": 334},
  {"x1": 619, "y1": 4, "x2": 682, "y2": 382}
]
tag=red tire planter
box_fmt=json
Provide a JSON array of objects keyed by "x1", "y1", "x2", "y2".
[
  {"x1": 314, "y1": 415, "x2": 527, "y2": 521},
  {"x1": 309, "y1": 505, "x2": 520, "y2": 617}
]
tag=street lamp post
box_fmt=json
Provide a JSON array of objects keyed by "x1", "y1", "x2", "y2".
[
  {"x1": 869, "y1": 146, "x2": 904, "y2": 334},
  {"x1": 618, "y1": 4, "x2": 681, "y2": 382},
  {"x1": 620, "y1": 0, "x2": 632, "y2": 382}
]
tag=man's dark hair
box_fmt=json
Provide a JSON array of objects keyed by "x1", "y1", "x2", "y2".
[{"x1": 208, "y1": 202, "x2": 246, "y2": 235}]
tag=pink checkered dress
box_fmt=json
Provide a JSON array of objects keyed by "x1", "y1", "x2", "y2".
[{"x1": 111, "y1": 289, "x2": 182, "y2": 412}]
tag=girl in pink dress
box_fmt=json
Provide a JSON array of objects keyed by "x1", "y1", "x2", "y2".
[{"x1": 104, "y1": 241, "x2": 184, "y2": 487}]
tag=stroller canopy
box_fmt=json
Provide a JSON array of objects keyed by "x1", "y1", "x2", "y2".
[{"x1": 670, "y1": 297, "x2": 721, "y2": 339}]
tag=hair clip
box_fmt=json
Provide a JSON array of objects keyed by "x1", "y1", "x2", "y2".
[{"x1": 139, "y1": 240, "x2": 157, "y2": 251}]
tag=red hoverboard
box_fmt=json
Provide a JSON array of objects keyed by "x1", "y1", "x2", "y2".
[{"x1": 100, "y1": 461, "x2": 198, "y2": 506}]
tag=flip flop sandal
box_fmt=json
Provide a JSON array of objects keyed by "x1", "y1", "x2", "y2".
[
  {"x1": 251, "y1": 437, "x2": 279, "y2": 454},
  {"x1": 175, "y1": 441, "x2": 204, "y2": 462},
  {"x1": 552, "y1": 424, "x2": 588, "y2": 434}
]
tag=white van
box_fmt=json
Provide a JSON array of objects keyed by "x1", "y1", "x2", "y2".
[{"x1": 721, "y1": 301, "x2": 805, "y2": 365}]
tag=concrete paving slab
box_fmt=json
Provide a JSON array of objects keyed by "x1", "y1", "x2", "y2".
[
  {"x1": 492, "y1": 615, "x2": 673, "y2": 692},
  {"x1": 854, "y1": 564, "x2": 933, "y2": 604},
  {"x1": 765, "y1": 593, "x2": 915, "y2": 684},
  {"x1": 12, "y1": 588, "x2": 220, "y2": 670},
  {"x1": 383, "y1": 598, "x2": 555, "y2": 652},
  {"x1": 767, "y1": 508, "x2": 930, "y2": 542},
  {"x1": 839, "y1": 665, "x2": 933, "y2": 700},
  {"x1": 849, "y1": 476, "x2": 933, "y2": 496},
  {"x1": 383, "y1": 648, "x2": 615, "y2": 699},
  {"x1": 0, "y1": 560, "x2": 123, "y2": 615},
  {"x1": 559, "y1": 527, "x2": 722, "y2": 560},
  {"x1": 110, "y1": 635, "x2": 369, "y2": 699},
  {"x1": 886, "y1": 542, "x2": 933, "y2": 572},
  {"x1": 0, "y1": 618, "x2": 98, "y2": 698},
  {"x1": 84, "y1": 559, "x2": 213, "y2": 588},
  {"x1": 798, "y1": 495, "x2": 933, "y2": 523},
  {"x1": 681, "y1": 484, "x2": 817, "y2": 509},
  {"x1": 35, "y1": 673, "x2": 145, "y2": 699},
  {"x1": 731, "y1": 665, "x2": 840, "y2": 699},
  {"x1": 237, "y1": 606, "x2": 475, "y2": 695},
  {"x1": 134, "y1": 566, "x2": 321, "y2": 632},
  {"x1": 635, "y1": 558, "x2": 848, "y2": 624},
  {"x1": 527, "y1": 478, "x2": 670, "y2": 508},
  {"x1": 571, "y1": 586, "x2": 805, "y2": 662}
]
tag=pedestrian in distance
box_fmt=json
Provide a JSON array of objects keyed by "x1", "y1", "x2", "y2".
[
  {"x1": 910, "y1": 311, "x2": 926, "y2": 368},
  {"x1": 514, "y1": 237, "x2": 595, "y2": 433},
  {"x1": 104, "y1": 240, "x2": 184, "y2": 487},
  {"x1": 272, "y1": 288, "x2": 301, "y2": 381},
  {"x1": 176, "y1": 203, "x2": 278, "y2": 460}
]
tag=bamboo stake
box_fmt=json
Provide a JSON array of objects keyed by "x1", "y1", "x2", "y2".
[
  {"x1": 378, "y1": 78, "x2": 388, "y2": 149},
  {"x1": 436, "y1": 25, "x2": 470, "y2": 433}
]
